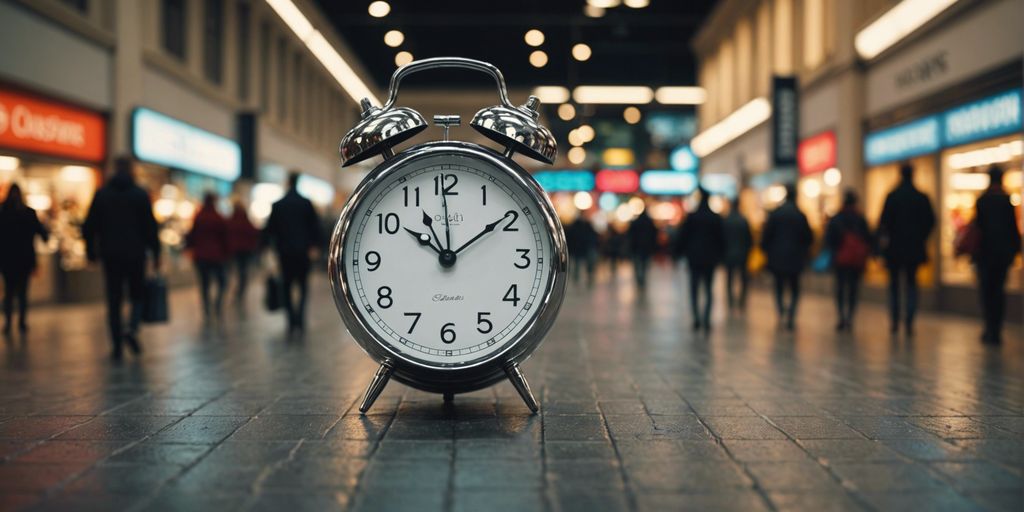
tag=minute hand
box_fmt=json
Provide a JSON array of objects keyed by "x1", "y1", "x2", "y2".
[{"x1": 454, "y1": 212, "x2": 512, "y2": 255}]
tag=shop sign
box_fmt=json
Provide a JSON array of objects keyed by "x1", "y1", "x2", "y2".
[
  {"x1": 595, "y1": 169, "x2": 639, "y2": 194},
  {"x1": 864, "y1": 115, "x2": 941, "y2": 166},
  {"x1": 797, "y1": 131, "x2": 837, "y2": 176},
  {"x1": 132, "y1": 108, "x2": 241, "y2": 181},
  {"x1": 669, "y1": 145, "x2": 699, "y2": 173},
  {"x1": 533, "y1": 171, "x2": 595, "y2": 193},
  {"x1": 771, "y1": 76, "x2": 799, "y2": 167},
  {"x1": 639, "y1": 170, "x2": 697, "y2": 196},
  {"x1": 943, "y1": 89, "x2": 1022, "y2": 147},
  {"x1": 0, "y1": 89, "x2": 106, "y2": 162}
]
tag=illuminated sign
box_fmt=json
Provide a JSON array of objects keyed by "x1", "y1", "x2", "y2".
[
  {"x1": 701, "y1": 173, "x2": 738, "y2": 198},
  {"x1": 798, "y1": 131, "x2": 837, "y2": 176},
  {"x1": 601, "y1": 147, "x2": 635, "y2": 167},
  {"x1": 943, "y1": 89, "x2": 1022, "y2": 147},
  {"x1": 0, "y1": 88, "x2": 106, "y2": 162},
  {"x1": 132, "y1": 108, "x2": 241, "y2": 181},
  {"x1": 864, "y1": 115, "x2": 940, "y2": 166},
  {"x1": 669, "y1": 145, "x2": 699, "y2": 172},
  {"x1": 772, "y1": 76, "x2": 799, "y2": 166},
  {"x1": 533, "y1": 170, "x2": 595, "y2": 192},
  {"x1": 640, "y1": 170, "x2": 698, "y2": 195},
  {"x1": 595, "y1": 169, "x2": 639, "y2": 193}
]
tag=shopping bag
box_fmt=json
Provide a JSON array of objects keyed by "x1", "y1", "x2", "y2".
[
  {"x1": 141, "y1": 276, "x2": 169, "y2": 323},
  {"x1": 811, "y1": 248, "x2": 832, "y2": 273},
  {"x1": 953, "y1": 221, "x2": 981, "y2": 258},
  {"x1": 265, "y1": 274, "x2": 283, "y2": 311}
]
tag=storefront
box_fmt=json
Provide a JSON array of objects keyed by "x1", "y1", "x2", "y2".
[
  {"x1": 796, "y1": 130, "x2": 841, "y2": 234},
  {"x1": 0, "y1": 86, "x2": 107, "y2": 303}
]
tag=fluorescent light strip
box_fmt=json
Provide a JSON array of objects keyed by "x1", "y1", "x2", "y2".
[
  {"x1": 573, "y1": 86, "x2": 653, "y2": 105},
  {"x1": 855, "y1": 0, "x2": 959, "y2": 60},
  {"x1": 947, "y1": 140, "x2": 1024, "y2": 170},
  {"x1": 691, "y1": 97, "x2": 772, "y2": 157},
  {"x1": 536, "y1": 85, "x2": 703, "y2": 105},
  {"x1": 266, "y1": 0, "x2": 380, "y2": 105},
  {"x1": 654, "y1": 86, "x2": 707, "y2": 105},
  {"x1": 532, "y1": 86, "x2": 571, "y2": 104}
]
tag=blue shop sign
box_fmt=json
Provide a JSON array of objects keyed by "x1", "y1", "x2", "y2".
[
  {"x1": 669, "y1": 145, "x2": 699, "y2": 173},
  {"x1": 864, "y1": 115, "x2": 941, "y2": 166},
  {"x1": 639, "y1": 170, "x2": 697, "y2": 195},
  {"x1": 132, "y1": 108, "x2": 242, "y2": 181},
  {"x1": 943, "y1": 89, "x2": 1022, "y2": 147},
  {"x1": 533, "y1": 170, "x2": 595, "y2": 192}
]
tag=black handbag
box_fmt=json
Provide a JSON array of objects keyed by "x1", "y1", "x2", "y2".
[
  {"x1": 141, "y1": 276, "x2": 169, "y2": 323},
  {"x1": 264, "y1": 274, "x2": 283, "y2": 311}
]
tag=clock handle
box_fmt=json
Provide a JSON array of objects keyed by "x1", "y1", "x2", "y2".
[
  {"x1": 505, "y1": 362, "x2": 540, "y2": 414},
  {"x1": 359, "y1": 360, "x2": 394, "y2": 414},
  {"x1": 382, "y1": 57, "x2": 513, "y2": 111}
]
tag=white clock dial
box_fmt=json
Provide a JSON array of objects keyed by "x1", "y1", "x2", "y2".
[{"x1": 341, "y1": 154, "x2": 554, "y2": 367}]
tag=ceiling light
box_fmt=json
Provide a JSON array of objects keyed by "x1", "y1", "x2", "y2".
[
  {"x1": 624, "y1": 0, "x2": 649, "y2": 7},
  {"x1": 947, "y1": 140, "x2": 1024, "y2": 170},
  {"x1": 587, "y1": 0, "x2": 620, "y2": 7},
  {"x1": 524, "y1": 29, "x2": 545, "y2": 47},
  {"x1": 573, "y1": 86, "x2": 653, "y2": 105},
  {"x1": 855, "y1": 0, "x2": 959, "y2": 60},
  {"x1": 394, "y1": 51, "x2": 413, "y2": 66},
  {"x1": 557, "y1": 103, "x2": 576, "y2": 121},
  {"x1": 623, "y1": 106, "x2": 641, "y2": 124},
  {"x1": 573, "y1": 191, "x2": 594, "y2": 210},
  {"x1": 367, "y1": 1, "x2": 390, "y2": 18},
  {"x1": 568, "y1": 147, "x2": 586, "y2": 164},
  {"x1": 584, "y1": 5, "x2": 605, "y2": 17},
  {"x1": 691, "y1": 97, "x2": 771, "y2": 157},
  {"x1": 654, "y1": 86, "x2": 707, "y2": 105},
  {"x1": 383, "y1": 30, "x2": 404, "y2": 47},
  {"x1": 572, "y1": 43, "x2": 592, "y2": 62},
  {"x1": 532, "y1": 86, "x2": 570, "y2": 103},
  {"x1": 568, "y1": 129, "x2": 584, "y2": 147},
  {"x1": 529, "y1": 50, "x2": 548, "y2": 68},
  {"x1": 577, "y1": 124, "x2": 595, "y2": 143}
]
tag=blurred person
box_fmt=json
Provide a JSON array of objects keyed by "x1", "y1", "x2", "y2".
[
  {"x1": 722, "y1": 198, "x2": 753, "y2": 310},
  {"x1": 605, "y1": 225, "x2": 627, "y2": 277},
  {"x1": 675, "y1": 188, "x2": 725, "y2": 330},
  {"x1": 186, "y1": 192, "x2": 229, "y2": 321},
  {"x1": 973, "y1": 165, "x2": 1021, "y2": 344},
  {"x1": 825, "y1": 190, "x2": 872, "y2": 331},
  {"x1": 761, "y1": 184, "x2": 813, "y2": 330},
  {"x1": 0, "y1": 184, "x2": 49, "y2": 334},
  {"x1": 627, "y1": 209, "x2": 658, "y2": 288},
  {"x1": 82, "y1": 157, "x2": 160, "y2": 361},
  {"x1": 878, "y1": 162, "x2": 935, "y2": 336},
  {"x1": 263, "y1": 171, "x2": 322, "y2": 332},
  {"x1": 567, "y1": 214, "x2": 599, "y2": 286},
  {"x1": 226, "y1": 200, "x2": 261, "y2": 302}
]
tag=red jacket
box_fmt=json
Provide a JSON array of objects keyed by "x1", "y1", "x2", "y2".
[
  {"x1": 226, "y1": 210, "x2": 261, "y2": 255},
  {"x1": 186, "y1": 205, "x2": 229, "y2": 263}
]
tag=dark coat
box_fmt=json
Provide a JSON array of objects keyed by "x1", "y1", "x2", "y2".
[
  {"x1": 627, "y1": 212, "x2": 658, "y2": 257},
  {"x1": 82, "y1": 173, "x2": 160, "y2": 264},
  {"x1": 675, "y1": 204, "x2": 725, "y2": 267},
  {"x1": 975, "y1": 189, "x2": 1021, "y2": 268},
  {"x1": 263, "y1": 189, "x2": 322, "y2": 256},
  {"x1": 0, "y1": 205, "x2": 49, "y2": 273},
  {"x1": 566, "y1": 218, "x2": 598, "y2": 257},
  {"x1": 722, "y1": 210, "x2": 752, "y2": 267},
  {"x1": 878, "y1": 181, "x2": 935, "y2": 266},
  {"x1": 226, "y1": 210, "x2": 261, "y2": 255},
  {"x1": 761, "y1": 200, "x2": 813, "y2": 275},
  {"x1": 187, "y1": 205, "x2": 229, "y2": 263}
]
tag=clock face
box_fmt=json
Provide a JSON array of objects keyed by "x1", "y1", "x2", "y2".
[{"x1": 340, "y1": 152, "x2": 555, "y2": 368}]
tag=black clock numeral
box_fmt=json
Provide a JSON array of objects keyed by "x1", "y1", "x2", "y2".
[
  {"x1": 376, "y1": 286, "x2": 393, "y2": 309},
  {"x1": 481, "y1": 185, "x2": 487, "y2": 205},
  {"x1": 365, "y1": 251, "x2": 381, "y2": 271},
  {"x1": 376, "y1": 213, "x2": 400, "y2": 234},
  {"x1": 403, "y1": 312, "x2": 421, "y2": 334},
  {"x1": 503, "y1": 210, "x2": 520, "y2": 232},
  {"x1": 440, "y1": 322, "x2": 456, "y2": 344},
  {"x1": 503, "y1": 284, "x2": 520, "y2": 307},
  {"x1": 403, "y1": 186, "x2": 420, "y2": 207},
  {"x1": 433, "y1": 173, "x2": 459, "y2": 196},
  {"x1": 476, "y1": 312, "x2": 493, "y2": 334},
  {"x1": 514, "y1": 249, "x2": 530, "y2": 269}
]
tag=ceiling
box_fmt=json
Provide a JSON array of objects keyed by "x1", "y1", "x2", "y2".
[{"x1": 313, "y1": 0, "x2": 717, "y2": 92}]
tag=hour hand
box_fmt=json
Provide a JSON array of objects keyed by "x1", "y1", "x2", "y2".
[
  {"x1": 404, "y1": 228, "x2": 441, "y2": 254},
  {"x1": 454, "y1": 211, "x2": 512, "y2": 255}
]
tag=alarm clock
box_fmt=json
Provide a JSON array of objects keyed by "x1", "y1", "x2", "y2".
[{"x1": 328, "y1": 57, "x2": 566, "y2": 414}]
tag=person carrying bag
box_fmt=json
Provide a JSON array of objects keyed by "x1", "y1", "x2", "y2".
[{"x1": 825, "y1": 190, "x2": 872, "y2": 331}]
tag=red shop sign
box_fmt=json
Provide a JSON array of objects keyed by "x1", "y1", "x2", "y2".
[
  {"x1": 595, "y1": 169, "x2": 639, "y2": 193},
  {"x1": 797, "y1": 130, "x2": 836, "y2": 176},
  {"x1": 0, "y1": 89, "x2": 106, "y2": 162}
]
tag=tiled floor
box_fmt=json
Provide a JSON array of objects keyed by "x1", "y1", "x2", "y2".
[{"x1": 0, "y1": 263, "x2": 1020, "y2": 511}]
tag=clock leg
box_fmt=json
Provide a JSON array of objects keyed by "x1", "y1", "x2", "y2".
[
  {"x1": 359, "y1": 361, "x2": 394, "y2": 414},
  {"x1": 504, "y1": 363, "x2": 539, "y2": 414}
]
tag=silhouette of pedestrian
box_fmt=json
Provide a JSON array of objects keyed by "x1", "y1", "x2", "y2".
[
  {"x1": 825, "y1": 189, "x2": 871, "y2": 331},
  {"x1": 186, "y1": 192, "x2": 229, "y2": 321},
  {"x1": 263, "y1": 171, "x2": 322, "y2": 333},
  {"x1": 973, "y1": 165, "x2": 1021, "y2": 344},
  {"x1": 227, "y1": 200, "x2": 261, "y2": 302},
  {"x1": 567, "y1": 214, "x2": 599, "y2": 286},
  {"x1": 761, "y1": 184, "x2": 813, "y2": 330},
  {"x1": 627, "y1": 208, "x2": 658, "y2": 288},
  {"x1": 722, "y1": 198, "x2": 752, "y2": 310},
  {"x1": 675, "y1": 188, "x2": 724, "y2": 330},
  {"x1": 82, "y1": 157, "x2": 160, "y2": 361},
  {"x1": 0, "y1": 184, "x2": 49, "y2": 335},
  {"x1": 878, "y1": 162, "x2": 935, "y2": 336}
]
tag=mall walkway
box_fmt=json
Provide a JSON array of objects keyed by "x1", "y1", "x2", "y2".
[{"x1": 0, "y1": 265, "x2": 1020, "y2": 512}]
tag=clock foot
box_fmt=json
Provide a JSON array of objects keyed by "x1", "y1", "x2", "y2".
[
  {"x1": 504, "y1": 363, "x2": 539, "y2": 414},
  {"x1": 359, "y1": 361, "x2": 394, "y2": 414}
]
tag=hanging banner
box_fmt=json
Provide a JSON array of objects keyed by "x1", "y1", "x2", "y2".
[{"x1": 771, "y1": 76, "x2": 799, "y2": 167}]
